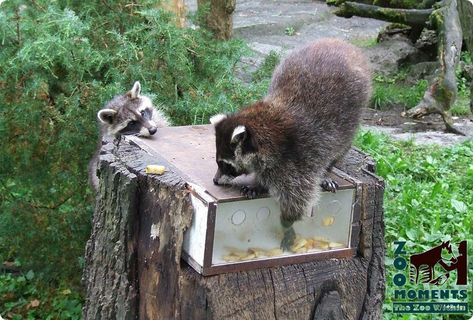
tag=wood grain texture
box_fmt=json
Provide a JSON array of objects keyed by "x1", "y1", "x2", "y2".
[{"x1": 83, "y1": 132, "x2": 385, "y2": 320}]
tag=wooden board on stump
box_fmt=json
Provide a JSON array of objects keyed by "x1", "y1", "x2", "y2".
[{"x1": 83, "y1": 125, "x2": 385, "y2": 320}]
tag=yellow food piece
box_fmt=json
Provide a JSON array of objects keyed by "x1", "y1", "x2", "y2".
[
  {"x1": 248, "y1": 248, "x2": 266, "y2": 258},
  {"x1": 145, "y1": 165, "x2": 165, "y2": 175},
  {"x1": 226, "y1": 249, "x2": 247, "y2": 258},
  {"x1": 329, "y1": 242, "x2": 345, "y2": 249},
  {"x1": 223, "y1": 255, "x2": 240, "y2": 262},
  {"x1": 305, "y1": 239, "x2": 315, "y2": 249},
  {"x1": 295, "y1": 247, "x2": 307, "y2": 254},
  {"x1": 291, "y1": 238, "x2": 307, "y2": 252},
  {"x1": 267, "y1": 248, "x2": 283, "y2": 257},
  {"x1": 322, "y1": 216, "x2": 335, "y2": 226},
  {"x1": 313, "y1": 239, "x2": 330, "y2": 250},
  {"x1": 241, "y1": 253, "x2": 256, "y2": 261}
]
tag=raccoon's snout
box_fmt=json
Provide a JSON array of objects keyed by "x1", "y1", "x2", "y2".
[
  {"x1": 148, "y1": 127, "x2": 157, "y2": 135},
  {"x1": 213, "y1": 168, "x2": 223, "y2": 185}
]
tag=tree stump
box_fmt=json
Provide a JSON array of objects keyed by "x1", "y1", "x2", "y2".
[{"x1": 83, "y1": 125, "x2": 385, "y2": 320}]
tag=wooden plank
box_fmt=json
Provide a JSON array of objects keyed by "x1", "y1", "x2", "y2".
[{"x1": 128, "y1": 125, "x2": 354, "y2": 202}]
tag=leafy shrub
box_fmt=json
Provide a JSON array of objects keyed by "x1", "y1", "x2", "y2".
[
  {"x1": 0, "y1": 0, "x2": 268, "y2": 285},
  {"x1": 0, "y1": 271, "x2": 82, "y2": 319}
]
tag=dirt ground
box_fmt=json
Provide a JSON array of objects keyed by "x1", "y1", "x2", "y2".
[{"x1": 362, "y1": 105, "x2": 473, "y2": 133}]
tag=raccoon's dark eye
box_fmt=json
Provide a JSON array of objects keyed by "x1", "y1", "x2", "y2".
[
  {"x1": 218, "y1": 160, "x2": 238, "y2": 177},
  {"x1": 129, "y1": 120, "x2": 137, "y2": 125},
  {"x1": 140, "y1": 109, "x2": 152, "y2": 119}
]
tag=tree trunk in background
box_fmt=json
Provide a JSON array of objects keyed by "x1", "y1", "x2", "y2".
[
  {"x1": 457, "y1": 0, "x2": 473, "y2": 113},
  {"x1": 197, "y1": 0, "x2": 236, "y2": 40},
  {"x1": 83, "y1": 132, "x2": 386, "y2": 319},
  {"x1": 404, "y1": 0, "x2": 464, "y2": 134},
  {"x1": 159, "y1": 0, "x2": 186, "y2": 27},
  {"x1": 332, "y1": 0, "x2": 471, "y2": 133}
]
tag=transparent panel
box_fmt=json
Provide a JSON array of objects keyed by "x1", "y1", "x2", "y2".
[
  {"x1": 183, "y1": 194, "x2": 209, "y2": 266},
  {"x1": 212, "y1": 189, "x2": 355, "y2": 265}
]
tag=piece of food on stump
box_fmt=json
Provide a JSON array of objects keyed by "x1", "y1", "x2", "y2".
[{"x1": 145, "y1": 165, "x2": 165, "y2": 175}]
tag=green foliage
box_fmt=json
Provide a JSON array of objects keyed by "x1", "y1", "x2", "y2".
[
  {"x1": 252, "y1": 51, "x2": 280, "y2": 83},
  {"x1": 372, "y1": 0, "x2": 429, "y2": 9},
  {"x1": 456, "y1": 52, "x2": 472, "y2": 95},
  {"x1": 351, "y1": 37, "x2": 378, "y2": 48},
  {"x1": 372, "y1": 50, "x2": 472, "y2": 114},
  {"x1": 0, "y1": 0, "x2": 273, "y2": 316},
  {"x1": 284, "y1": 26, "x2": 296, "y2": 36},
  {"x1": 452, "y1": 51, "x2": 472, "y2": 116},
  {"x1": 356, "y1": 131, "x2": 473, "y2": 319},
  {"x1": 0, "y1": 0, "x2": 266, "y2": 285},
  {"x1": 0, "y1": 271, "x2": 82, "y2": 319},
  {"x1": 371, "y1": 72, "x2": 428, "y2": 110}
]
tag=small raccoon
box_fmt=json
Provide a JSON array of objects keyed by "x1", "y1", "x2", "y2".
[
  {"x1": 88, "y1": 81, "x2": 170, "y2": 191},
  {"x1": 210, "y1": 39, "x2": 371, "y2": 250}
]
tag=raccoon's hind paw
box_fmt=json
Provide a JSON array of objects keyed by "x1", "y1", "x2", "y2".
[
  {"x1": 240, "y1": 185, "x2": 267, "y2": 199},
  {"x1": 280, "y1": 227, "x2": 296, "y2": 252},
  {"x1": 321, "y1": 178, "x2": 338, "y2": 193}
]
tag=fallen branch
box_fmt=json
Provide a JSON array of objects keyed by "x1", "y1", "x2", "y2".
[{"x1": 334, "y1": 2, "x2": 433, "y2": 27}]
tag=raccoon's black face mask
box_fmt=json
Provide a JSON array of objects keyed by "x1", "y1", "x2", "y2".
[
  {"x1": 97, "y1": 81, "x2": 159, "y2": 138},
  {"x1": 210, "y1": 114, "x2": 257, "y2": 185}
]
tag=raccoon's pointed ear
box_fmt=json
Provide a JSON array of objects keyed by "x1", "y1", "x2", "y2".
[
  {"x1": 129, "y1": 81, "x2": 141, "y2": 99},
  {"x1": 97, "y1": 109, "x2": 117, "y2": 124},
  {"x1": 234, "y1": 125, "x2": 258, "y2": 153},
  {"x1": 231, "y1": 125, "x2": 246, "y2": 144},
  {"x1": 210, "y1": 114, "x2": 227, "y2": 126}
]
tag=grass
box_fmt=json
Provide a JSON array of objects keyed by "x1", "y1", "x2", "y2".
[
  {"x1": 351, "y1": 37, "x2": 378, "y2": 48},
  {"x1": 372, "y1": 51, "x2": 472, "y2": 116},
  {"x1": 284, "y1": 26, "x2": 296, "y2": 36},
  {"x1": 0, "y1": 270, "x2": 82, "y2": 320},
  {"x1": 371, "y1": 73, "x2": 429, "y2": 110},
  {"x1": 355, "y1": 131, "x2": 473, "y2": 320}
]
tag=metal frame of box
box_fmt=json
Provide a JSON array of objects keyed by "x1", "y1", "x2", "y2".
[{"x1": 182, "y1": 168, "x2": 362, "y2": 276}]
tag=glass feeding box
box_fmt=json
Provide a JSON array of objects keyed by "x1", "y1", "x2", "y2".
[{"x1": 129, "y1": 125, "x2": 361, "y2": 275}]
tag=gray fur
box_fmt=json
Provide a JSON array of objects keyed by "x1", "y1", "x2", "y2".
[
  {"x1": 88, "y1": 82, "x2": 170, "y2": 191},
  {"x1": 212, "y1": 39, "x2": 371, "y2": 249}
]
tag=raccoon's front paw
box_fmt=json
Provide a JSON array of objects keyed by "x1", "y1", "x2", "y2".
[
  {"x1": 240, "y1": 185, "x2": 267, "y2": 199},
  {"x1": 321, "y1": 177, "x2": 338, "y2": 193},
  {"x1": 280, "y1": 227, "x2": 296, "y2": 252}
]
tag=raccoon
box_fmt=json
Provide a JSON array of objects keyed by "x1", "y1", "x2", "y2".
[
  {"x1": 88, "y1": 81, "x2": 170, "y2": 191},
  {"x1": 210, "y1": 39, "x2": 371, "y2": 250}
]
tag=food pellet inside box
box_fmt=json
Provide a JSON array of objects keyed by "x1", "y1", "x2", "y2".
[
  {"x1": 212, "y1": 191, "x2": 354, "y2": 265},
  {"x1": 222, "y1": 236, "x2": 345, "y2": 262}
]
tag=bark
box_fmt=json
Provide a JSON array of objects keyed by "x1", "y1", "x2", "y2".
[
  {"x1": 457, "y1": 0, "x2": 473, "y2": 113},
  {"x1": 82, "y1": 142, "x2": 140, "y2": 320},
  {"x1": 83, "y1": 130, "x2": 385, "y2": 319},
  {"x1": 404, "y1": 0, "x2": 464, "y2": 134},
  {"x1": 197, "y1": 0, "x2": 236, "y2": 40},
  {"x1": 334, "y1": 2, "x2": 433, "y2": 27},
  {"x1": 159, "y1": 0, "x2": 186, "y2": 28}
]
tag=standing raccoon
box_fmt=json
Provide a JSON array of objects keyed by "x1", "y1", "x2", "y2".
[
  {"x1": 210, "y1": 39, "x2": 371, "y2": 250},
  {"x1": 88, "y1": 81, "x2": 169, "y2": 191}
]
